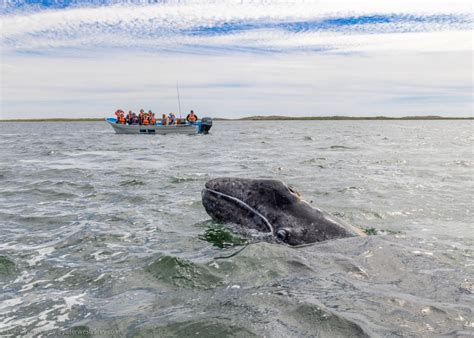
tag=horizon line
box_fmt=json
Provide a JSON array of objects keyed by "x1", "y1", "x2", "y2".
[{"x1": 1, "y1": 115, "x2": 473, "y2": 122}]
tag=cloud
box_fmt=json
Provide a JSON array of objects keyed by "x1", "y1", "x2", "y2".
[
  {"x1": 1, "y1": 0, "x2": 472, "y2": 54},
  {"x1": 2, "y1": 51, "x2": 472, "y2": 118},
  {"x1": 0, "y1": 1, "x2": 472, "y2": 118}
]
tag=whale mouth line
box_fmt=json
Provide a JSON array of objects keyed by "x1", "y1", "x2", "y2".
[{"x1": 203, "y1": 187, "x2": 274, "y2": 235}]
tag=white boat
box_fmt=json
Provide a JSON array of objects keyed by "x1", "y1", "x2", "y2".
[{"x1": 106, "y1": 117, "x2": 212, "y2": 135}]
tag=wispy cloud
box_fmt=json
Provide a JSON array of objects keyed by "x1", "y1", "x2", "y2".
[{"x1": 1, "y1": 0, "x2": 472, "y2": 54}]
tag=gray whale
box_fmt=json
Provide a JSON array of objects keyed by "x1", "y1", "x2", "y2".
[{"x1": 201, "y1": 178, "x2": 366, "y2": 246}]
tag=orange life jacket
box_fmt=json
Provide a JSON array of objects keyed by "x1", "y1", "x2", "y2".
[
  {"x1": 143, "y1": 117, "x2": 149, "y2": 125},
  {"x1": 118, "y1": 115, "x2": 125, "y2": 124},
  {"x1": 151, "y1": 117, "x2": 156, "y2": 125},
  {"x1": 188, "y1": 114, "x2": 196, "y2": 122}
]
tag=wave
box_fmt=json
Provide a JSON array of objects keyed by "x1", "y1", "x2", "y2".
[
  {"x1": 119, "y1": 179, "x2": 146, "y2": 186},
  {"x1": 0, "y1": 256, "x2": 16, "y2": 280},
  {"x1": 170, "y1": 173, "x2": 209, "y2": 183},
  {"x1": 146, "y1": 255, "x2": 223, "y2": 289},
  {"x1": 329, "y1": 145, "x2": 356, "y2": 150}
]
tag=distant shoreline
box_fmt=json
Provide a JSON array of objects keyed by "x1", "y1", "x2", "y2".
[
  {"x1": 0, "y1": 118, "x2": 104, "y2": 122},
  {"x1": 217, "y1": 115, "x2": 474, "y2": 121},
  {"x1": 0, "y1": 116, "x2": 472, "y2": 122}
]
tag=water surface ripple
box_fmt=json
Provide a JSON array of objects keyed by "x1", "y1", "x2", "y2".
[{"x1": 0, "y1": 121, "x2": 473, "y2": 336}]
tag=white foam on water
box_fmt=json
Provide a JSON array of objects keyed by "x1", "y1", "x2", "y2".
[
  {"x1": 63, "y1": 293, "x2": 86, "y2": 310},
  {"x1": 13, "y1": 270, "x2": 34, "y2": 285},
  {"x1": 208, "y1": 262, "x2": 219, "y2": 269},
  {"x1": 55, "y1": 269, "x2": 76, "y2": 282},
  {"x1": 90, "y1": 250, "x2": 108, "y2": 261},
  {"x1": 0, "y1": 313, "x2": 39, "y2": 332},
  {"x1": 27, "y1": 247, "x2": 55, "y2": 266},
  {"x1": 0, "y1": 297, "x2": 24, "y2": 311},
  {"x1": 93, "y1": 273, "x2": 106, "y2": 282},
  {"x1": 19, "y1": 279, "x2": 50, "y2": 293},
  {"x1": 412, "y1": 250, "x2": 434, "y2": 256}
]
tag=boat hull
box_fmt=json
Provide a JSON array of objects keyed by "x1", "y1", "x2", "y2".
[{"x1": 107, "y1": 120, "x2": 198, "y2": 135}]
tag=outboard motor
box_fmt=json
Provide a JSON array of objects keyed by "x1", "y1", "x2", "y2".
[{"x1": 199, "y1": 117, "x2": 213, "y2": 134}]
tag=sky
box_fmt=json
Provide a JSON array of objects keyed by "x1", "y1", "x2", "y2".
[{"x1": 0, "y1": 0, "x2": 472, "y2": 119}]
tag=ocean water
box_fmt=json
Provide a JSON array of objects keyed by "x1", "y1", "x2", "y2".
[{"x1": 0, "y1": 120, "x2": 473, "y2": 337}]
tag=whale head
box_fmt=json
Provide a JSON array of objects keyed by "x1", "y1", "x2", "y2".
[{"x1": 202, "y1": 178, "x2": 365, "y2": 246}]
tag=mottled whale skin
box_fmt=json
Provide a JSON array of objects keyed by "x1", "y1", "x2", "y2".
[{"x1": 201, "y1": 178, "x2": 366, "y2": 246}]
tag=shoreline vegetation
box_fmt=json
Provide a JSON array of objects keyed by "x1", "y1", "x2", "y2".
[
  {"x1": 216, "y1": 115, "x2": 473, "y2": 121},
  {"x1": 0, "y1": 116, "x2": 472, "y2": 122}
]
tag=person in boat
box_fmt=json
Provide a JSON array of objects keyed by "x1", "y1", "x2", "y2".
[
  {"x1": 168, "y1": 112, "x2": 176, "y2": 125},
  {"x1": 130, "y1": 113, "x2": 138, "y2": 125},
  {"x1": 143, "y1": 112, "x2": 149, "y2": 125},
  {"x1": 162, "y1": 113, "x2": 169, "y2": 126},
  {"x1": 150, "y1": 112, "x2": 156, "y2": 125},
  {"x1": 186, "y1": 110, "x2": 198, "y2": 123},
  {"x1": 117, "y1": 111, "x2": 126, "y2": 124},
  {"x1": 138, "y1": 109, "x2": 145, "y2": 125},
  {"x1": 115, "y1": 109, "x2": 124, "y2": 122},
  {"x1": 147, "y1": 111, "x2": 154, "y2": 125},
  {"x1": 126, "y1": 110, "x2": 133, "y2": 125}
]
